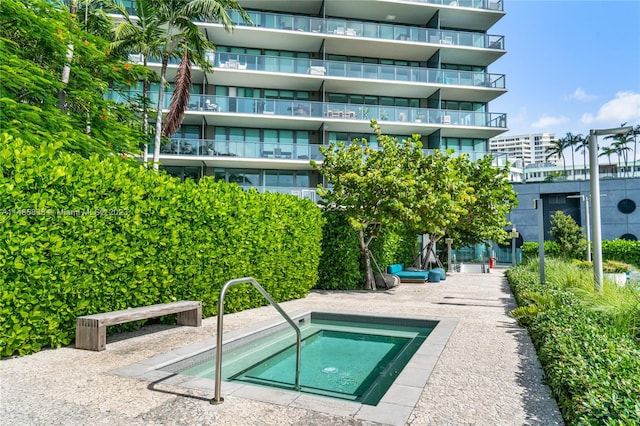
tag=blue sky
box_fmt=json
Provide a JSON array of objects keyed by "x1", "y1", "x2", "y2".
[{"x1": 490, "y1": 0, "x2": 640, "y2": 142}]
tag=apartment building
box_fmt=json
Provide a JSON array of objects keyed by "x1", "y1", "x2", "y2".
[
  {"x1": 124, "y1": 0, "x2": 508, "y2": 197},
  {"x1": 489, "y1": 132, "x2": 558, "y2": 168}
]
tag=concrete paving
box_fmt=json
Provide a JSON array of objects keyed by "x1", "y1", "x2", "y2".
[{"x1": 0, "y1": 270, "x2": 564, "y2": 425}]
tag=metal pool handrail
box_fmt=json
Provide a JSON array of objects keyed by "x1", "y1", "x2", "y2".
[{"x1": 210, "y1": 277, "x2": 302, "y2": 404}]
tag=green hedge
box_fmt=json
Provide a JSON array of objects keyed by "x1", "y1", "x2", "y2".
[
  {"x1": 507, "y1": 262, "x2": 640, "y2": 424},
  {"x1": 316, "y1": 210, "x2": 417, "y2": 290},
  {"x1": 0, "y1": 135, "x2": 324, "y2": 356},
  {"x1": 602, "y1": 239, "x2": 640, "y2": 269},
  {"x1": 522, "y1": 239, "x2": 640, "y2": 268}
]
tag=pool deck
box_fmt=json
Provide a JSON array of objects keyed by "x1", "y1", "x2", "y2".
[{"x1": 0, "y1": 270, "x2": 564, "y2": 425}]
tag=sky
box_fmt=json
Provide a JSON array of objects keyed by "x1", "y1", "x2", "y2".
[{"x1": 489, "y1": 0, "x2": 640, "y2": 145}]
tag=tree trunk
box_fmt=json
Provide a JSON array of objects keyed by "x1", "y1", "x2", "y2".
[
  {"x1": 152, "y1": 58, "x2": 169, "y2": 171},
  {"x1": 57, "y1": 1, "x2": 78, "y2": 112},
  {"x1": 142, "y1": 59, "x2": 150, "y2": 167},
  {"x1": 359, "y1": 228, "x2": 375, "y2": 290}
]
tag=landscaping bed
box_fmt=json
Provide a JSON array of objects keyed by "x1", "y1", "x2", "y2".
[{"x1": 506, "y1": 259, "x2": 640, "y2": 424}]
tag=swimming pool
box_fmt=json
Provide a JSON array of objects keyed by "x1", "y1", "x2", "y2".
[
  {"x1": 112, "y1": 311, "x2": 457, "y2": 424},
  {"x1": 165, "y1": 312, "x2": 434, "y2": 406}
]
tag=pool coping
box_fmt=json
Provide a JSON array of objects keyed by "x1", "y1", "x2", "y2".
[{"x1": 110, "y1": 310, "x2": 459, "y2": 425}]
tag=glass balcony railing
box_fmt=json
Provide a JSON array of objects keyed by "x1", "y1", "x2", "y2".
[
  {"x1": 157, "y1": 138, "x2": 325, "y2": 160},
  {"x1": 119, "y1": 92, "x2": 507, "y2": 128},
  {"x1": 401, "y1": 0, "x2": 504, "y2": 11},
  {"x1": 213, "y1": 53, "x2": 506, "y2": 89},
  {"x1": 221, "y1": 10, "x2": 505, "y2": 50}
]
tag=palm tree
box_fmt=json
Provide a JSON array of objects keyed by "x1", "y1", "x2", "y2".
[
  {"x1": 106, "y1": 0, "x2": 165, "y2": 165},
  {"x1": 632, "y1": 125, "x2": 640, "y2": 177},
  {"x1": 574, "y1": 134, "x2": 589, "y2": 180},
  {"x1": 108, "y1": 0, "x2": 251, "y2": 170},
  {"x1": 563, "y1": 132, "x2": 583, "y2": 180},
  {"x1": 599, "y1": 145, "x2": 617, "y2": 176},
  {"x1": 605, "y1": 126, "x2": 633, "y2": 177},
  {"x1": 545, "y1": 137, "x2": 568, "y2": 177}
]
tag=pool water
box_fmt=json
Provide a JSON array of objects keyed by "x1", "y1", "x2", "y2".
[
  {"x1": 232, "y1": 329, "x2": 409, "y2": 401},
  {"x1": 166, "y1": 313, "x2": 435, "y2": 405}
]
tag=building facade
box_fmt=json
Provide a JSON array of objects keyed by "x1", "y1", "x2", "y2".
[
  {"x1": 509, "y1": 178, "x2": 640, "y2": 243},
  {"x1": 119, "y1": 0, "x2": 508, "y2": 197},
  {"x1": 489, "y1": 132, "x2": 558, "y2": 168}
]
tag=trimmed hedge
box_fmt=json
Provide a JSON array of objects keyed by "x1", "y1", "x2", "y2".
[
  {"x1": 316, "y1": 210, "x2": 417, "y2": 290},
  {"x1": 522, "y1": 239, "x2": 640, "y2": 268},
  {"x1": 0, "y1": 135, "x2": 324, "y2": 356},
  {"x1": 507, "y1": 263, "x2": 640, "y2": 424}
]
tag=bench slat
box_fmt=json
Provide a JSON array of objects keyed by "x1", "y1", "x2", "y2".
[
  {"x1": 78, "y1": 301, "x2": 200, "y2": 326},
  {"x1": 76, "y1": 301, "x2": 202, "y2": 351}
]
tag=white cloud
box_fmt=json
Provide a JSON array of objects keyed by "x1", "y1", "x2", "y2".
[
  {"x1": 531, "y1": 115, "x2": 569, "y2": 128},
  {"x1": 581, "y1": 91, "x2": 640, "y2": 125},
  {"x1": 565, "y1": 87, "x2": 597, "y2": 102}
]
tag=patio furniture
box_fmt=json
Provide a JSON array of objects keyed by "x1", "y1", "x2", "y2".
[
  {"x1": 76, "y1": 301, "x2": 202, "y2": 351},
  {"x1": 387, "y1": 263, "x2": 429, "y2": 283}
]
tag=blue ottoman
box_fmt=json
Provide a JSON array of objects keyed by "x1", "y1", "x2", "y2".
[
  {"x1": 428, "y1": 270, "x2": 441, "y2": 283},
  {"x1": 432, "y1": 267, "x2": 446, "y2": 281}
]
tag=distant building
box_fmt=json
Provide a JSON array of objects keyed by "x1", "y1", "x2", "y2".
[{"x1": 490, "y1": 133, "x2": 558, "y2": 168}]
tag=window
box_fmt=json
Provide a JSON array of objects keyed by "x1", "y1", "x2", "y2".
[{"x1": 618, "y1": 199, "x2": 636, "y2": 214}]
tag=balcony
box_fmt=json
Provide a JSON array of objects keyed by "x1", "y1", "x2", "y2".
[
  {"x1": 401, "y1": 0, "x2": 503, "y2": 10},
  {"x1": 157, "y1": 139, "x2": 325, "y2": 163},
  {"x1": 176, "y1": 94, "x2": 506, "y2": 131},
  {"x1": 218, "y1": 9, "x2": 504, "y2": 51},
  {"x1": 211, "y1": 53, "x2": 506, "y2": 97}
]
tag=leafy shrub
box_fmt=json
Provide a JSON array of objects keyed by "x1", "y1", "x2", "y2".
[
  {"x1": 315, "y1": 210, "x2": 417, "y2": 290},
  {"x1": 521, "y1": 240, "x2": 561, "y2": 259},
  {"x1": 523, "y1": 239, "x2": 639, "y2": 269},
  {"x1": 0, "y1": 135, "x2": 324, "y2": 356},
  {"x1": 602, "y1": 239, "x2": 640, "y2": 269},
  {"x1": 603, "y1": 260, "x2": 633, "y2": 273},
  {"x1": 549, "y1": 211, "x2": 586, "y2": 260},
  {"x1": 507, "y1": 259, "x2": 640, "y2": 423}
]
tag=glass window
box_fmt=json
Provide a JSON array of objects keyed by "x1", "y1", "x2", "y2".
[
  {"x1": 280, "y1": 130, "x2": 294, "y2": 144},
  {"x1": 279, "y1": 170, "x2": 294, "y2": 187},
  {"x1": 474, "y1": 139, "x2": 486, "y2": 151},
  {"x1": 264, "y1": 130, "x2": 278, "y2": 142},
  {"x1": 297, "y1": 131, "x2": 310, "y2": 144},
  {"x1": 460, "y1": 138, "x2": 473, "y2": 151},
  {"x1": 296, "y1": 172, "x2": 310, "y2": 188}
]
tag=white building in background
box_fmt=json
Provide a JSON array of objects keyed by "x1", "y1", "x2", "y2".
[{"x1": 489, "y1": 132, "x2": 558, "y2": 168}]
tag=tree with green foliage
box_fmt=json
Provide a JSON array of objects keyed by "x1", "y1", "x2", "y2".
[
  {"x1": 312, "y1": 122, "x2": 424, "y2": 290},
  {"x1": 604, "y1": 124, "x2": 633, "y2": 177},
  {"x1": 409, "y1": 150, "x2": 472, "y2": 268},
  {"x1": 550, "y1": 210, "x2": 586, "y2": 259},
  {"x1": 0, "y1": 0, "x2": 150, "y2": 156},
  {"x1": 446, "y1": 155, "x2": 518, "y2": 247},
  {"x1": 313, "y1": 122, "x2": 517, "y2": 287},
  {"x1": 105, "y1": 0, "x2": 251, "y2": 170},
  {"x1": 410, "y1": 152, "x2": 516, "y2": 268},
  {"x1": 546, "y1": 136, "x2": 568, "y2": 176}
]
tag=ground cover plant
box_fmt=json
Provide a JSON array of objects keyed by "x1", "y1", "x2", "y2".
[{"x1": 507, "y1": 258, "x2": 640, "y2": 424}]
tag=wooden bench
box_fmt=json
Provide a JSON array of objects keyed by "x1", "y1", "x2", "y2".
[{"x1": 76, "y1": 301, "x2": 202, "y2": 351}]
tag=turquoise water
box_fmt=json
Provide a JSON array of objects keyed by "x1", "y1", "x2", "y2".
[
  {"x1": 232, "y1": 330, "x2": 408, "y2": 400},
  {"x1": 169, "y1": 314, "x2": 434, "y2": 405}
]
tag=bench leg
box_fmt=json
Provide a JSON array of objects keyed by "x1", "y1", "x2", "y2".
[
  {"x1": 76, "y1": 318, "x2": 107, "y2": 351},
  {"x1": 177, "y1": 304, "x2": 202, "y2": 327}
]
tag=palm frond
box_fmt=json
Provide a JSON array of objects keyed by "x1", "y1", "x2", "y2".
[{"x1": 163, "y1": 48, "x2": 191, "y2": 136}]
